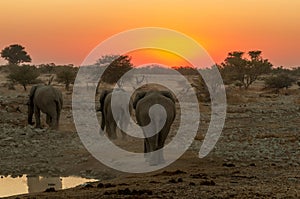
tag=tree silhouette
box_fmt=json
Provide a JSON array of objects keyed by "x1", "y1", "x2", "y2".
[
  {"x1": 96, "y1": 55, "x2": 133, "y2": 84},
  {"x1": 7, "y1": 65, "x2": 40, "y2": 91},
  {"x1": 1, "y1": 44, "x2": 32, "y2": 65},
  {"x1": 56, "y1": 65, "x2": 78, "y2": 90},
  {"x1": 220, "y1": 50, "x2": 272, "y2": 89}
]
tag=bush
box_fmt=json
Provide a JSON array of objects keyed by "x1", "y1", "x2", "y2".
[
  {"x1": 220, "y1": 50, "x2": 272, "y2": 89},
  {"x1": 38, "y1": 63, "x2": 56, "y2": 74},
  {"x1": 265, "y1": 74, "x2": 296, "y2": 90},
  {"x1": 7, "y1": 64, "x2": 40, "y2": 91},
  {"x1": 97, "y1": 55, "x2": 133, "y2": 85},
  {"x1": 55, "y1": 65, "x2": 78, "y2": 90}
]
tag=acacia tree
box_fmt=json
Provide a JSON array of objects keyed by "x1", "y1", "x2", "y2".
[
  {"x1": 7, "y1": 65, "x2": 40, "y2": 91},
  {"x1": 220, "y1": 50, "x2": 272, "y2": 89},
  {"x1": 56, "y1": 65, "x2": 78, "y2": 90},
  {"x1": 96, "y1": 55, "x2": 133, "y2": 85},
  {"x1": 1, "y1": 44, "x2": 32, "y2": 65}
]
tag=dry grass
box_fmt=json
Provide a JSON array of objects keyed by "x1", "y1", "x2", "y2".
[
  {"x1": 294, "y1": 97, "x2": 300, "y2": 104},
  {"x1": 225, "y1": 88, "x2": 248, "y2": 105},
  {"x1": 194, "y1": 133, "x2": 205, "y2": 141},
  {"x1": 255, "y1": 132, "x2": 298, "y2": 142}
]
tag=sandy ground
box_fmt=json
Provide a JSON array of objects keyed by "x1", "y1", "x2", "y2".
[{"x1": 1, "y1": 75, "x2": 300, "y2": 198}]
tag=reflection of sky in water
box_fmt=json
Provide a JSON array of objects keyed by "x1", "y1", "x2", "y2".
[{"x1": 0, "y1": 175, "x2": 98, "y2": 197}]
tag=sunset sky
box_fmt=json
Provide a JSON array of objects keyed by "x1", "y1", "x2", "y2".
[{"x1": 1, "y1": 0, "x2": 300, "y2": 67}]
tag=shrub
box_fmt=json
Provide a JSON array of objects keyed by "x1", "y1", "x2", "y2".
[
  {"x1": 55, "y1": 65, "x2": 78, "y2": 90},
  {"x1": 7, "y1": 64, "x2": 40, "y2": 91},
  {"x1": 265, "y1": 74, "x2": 296, "y2": 90}
]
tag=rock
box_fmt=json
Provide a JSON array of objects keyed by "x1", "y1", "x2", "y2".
[
  {"x1": 82, "y1": 183, "x2": 93, "y2": 188},
  {"x1": 34, "y1": 128, "x2": 46, "y2": 133},
  {"x1": 117, "y1": 188, "x2": 131, "y2": 195},
  {"x1": 104, "y1": 183, "x2": 116, "y2": 188},
  {"x1": 222, "y1": 163, "x2": 235, "y2": 167},
  {"x1": 168, "y1": 179, "x2": 177, "y2": 183},
  {"x1": 44, "y1": 187, "x2": 56, "y2": 192},
  {"x1": 200, "y1": 180, "x2": 216, "y2": 186},
  {"x1": 177, "y1": 178, "x2": 183, "y2": 182},
  {"x1": 287, "y1": 178, "x2": 297, "y2": 183},
  {"x1": 2, "y1": 137, "x2": 13, "y2": 141}
]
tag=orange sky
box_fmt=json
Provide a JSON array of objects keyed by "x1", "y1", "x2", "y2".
[{"x1": 0, "y1": 0, "x2": 300, "y2": 67}]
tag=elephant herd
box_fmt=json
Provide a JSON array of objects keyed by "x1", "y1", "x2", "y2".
[{"x1": 27, "y1": 85, "x2": 176, "y2": 166}]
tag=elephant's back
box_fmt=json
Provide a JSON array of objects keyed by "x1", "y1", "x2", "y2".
[
  {"x1": 35, "y1": 86, "x2": 56, "y2": 97},
  {"x1": 34, "y1": 86, "x2": 62, "y2": 106},
  {"x1": 136, "y1": 93, "x2": 176, "y2": 125}
]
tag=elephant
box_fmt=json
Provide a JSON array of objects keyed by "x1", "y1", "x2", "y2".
[
  {"x1": 27, "y1": 85, "x2": 63, "y2": 130},
  {"x1": 133, "y1": 90, "x2": 176, "y2": 166},
  {"x1": 99, "y1": 88, "x2": 133, "y2": 139}
]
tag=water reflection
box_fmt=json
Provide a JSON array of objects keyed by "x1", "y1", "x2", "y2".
[
  {"x1": 0, "y1": 175, "x2": 98, "y2": 197},
  {"x1": 27, "y1": 176, "x2": 62, "y2": 193}
]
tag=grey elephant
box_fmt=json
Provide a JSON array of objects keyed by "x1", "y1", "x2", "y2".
[
  {"x1": 28, "y1": 85, "x2": 63, "y2": 129},
  {"x1": 133, "y1": 90, "x2": 176, "y2": 166},
  {"x1": 99, "y1": 88, "x2": 133, "y2": 139}
]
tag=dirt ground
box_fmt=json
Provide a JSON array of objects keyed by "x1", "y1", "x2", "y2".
[{"x1": 1, "y1": 75, "x2": 300, "y2": 198}]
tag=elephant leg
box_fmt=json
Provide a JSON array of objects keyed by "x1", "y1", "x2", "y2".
[
  {"x1": 107, "y1": 120, "x2": 117, "y2": 140},
  {"x1": 143, "y1": 129, "x2": 151, "y2": 161},
  {"x1": 34, "y1": 106, "x2": 42, "y2": 128},
  {"x1": 157, "y1": 126, "x2": 171, "y2": 164},
  {"x1": 148, "y1": 135, "x2": 160, "y2": 166},
  {"x1": 46, "y1": 114, "x2": 51, "y2": 125},
  {"x1": 144, "y1": 138, "x2": 151, "y2": 162},
  {"x1": 56, "y1": 109, "x2": 61, "y2": 129},
  {"x1": 48, "y1": 108, "x2": 58, "y2": 130},
  {"x1": 121, "y1": 130, "x2": 127, "y2": 140},
  {"x1": 119, "y1": 119, "x2": 128, "y2": 140}
]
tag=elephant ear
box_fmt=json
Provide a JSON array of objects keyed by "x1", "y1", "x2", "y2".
[
  {"x1": 160, "y1": 91, "x2": 176, "y2": 104},
  {"x1": 99, "y1": 90, "x2": 111, "y2": 112},
  {"x1": 133, "y1": 91, "x2": 147, "y2": 109}
]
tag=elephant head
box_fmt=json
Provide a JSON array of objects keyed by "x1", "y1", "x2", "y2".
[{"x1": 133, "y1": 90, "x2": 176, "y2": 166}]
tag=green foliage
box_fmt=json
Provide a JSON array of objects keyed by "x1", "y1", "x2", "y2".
[
  {"x1": 0, "y1": 65, "x2": 10, "y2": 73},
  {"x1": 265, "y1": 74, "x2": 296, "y2": 90},
  {"x1": 55, "y1": 65, "x2": 78, "y2": 90},
  {"x1": 7, "y1": 64, "x2": 40, "y2": 91},
  {"x1": 38, "y1": 63, "x2": 56, "y2": 74},
  {"x1": 96, "y1": 55, "x2": 133, "y2": 84},
  {"x1": 271, "y1": 66, "x2": 291, "y2": 75},
  {"x1": 173, "y1": 66, "x2": 198, "y2": 75},
  {"x1": 1, "y1": 44, "x2": 32, "y2": 65},
  {"x1": 220, "y1": 50, "x2": 272, "y2": 89},
  {"x1": 292, "y1": 67, "x2": 300, "y2": 77}
]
